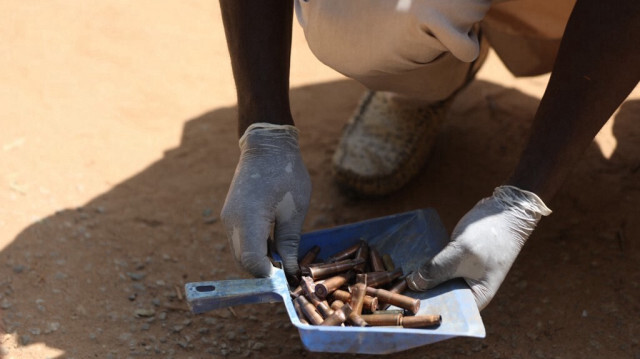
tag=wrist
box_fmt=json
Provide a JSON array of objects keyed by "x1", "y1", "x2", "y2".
[
  {"x1": 494, "y1": 185, "x2": 552, "y2": 217},
  {"x1": 237, "y1": 102, "x2": 294, "y2": 137}
]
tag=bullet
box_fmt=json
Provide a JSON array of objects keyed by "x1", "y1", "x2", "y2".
[
  {"x1": 380, "y1": 273, "x2": 410, "y2": 310},
  {"x1": 366, "y1": 287, "x2": 420, "y2": 314},
  {"x1": 301, "y1": 258, "x2": 365, "y2": 280},
  {"x1": 360, "y1": 313, "x2": 402, "y2": 326},
  {"x1": 401, "y1": 315, "x2": 442, "y2": 328},
  {"x1": 293, "y1": 297, "x2": 309, "y2": 325},
  {"x1": 349, "y1": 283, "x2": 367, "y2": 316},
  {"x1": 347, "y1": 312, "x2": 369, "y2": 327},
  {"x1": 382, "y1": 254, "x2": 395, "y2": 271},
  {"x1": 330, "y1": 299, "x2": 345, "y2": 311},
  {"x1": 353, "y1": 242, "x2": 369, "y2": 273},
  {"x1": 301, "y1": 276, "x2": 334, "y2": 318},
  {"x1": 290, "y1": 285, "x2": 303, "y2": 298},
  {"x1": 295, "y1": 296, "x2": 324, "y2": 325},
  {"x1": 388, "y1": 274, "x2": 409, "y2": 294},
  {"x1": 320, "y1": 304, "x2": 352, "y2": 327},
  {"x1": 364, "y1": 268, "x2": 403, "y2": 288},
  {"x1": 331, "y1": 289, "x2": 378, "y2": 312},
  {"x1": 314, "y1": 271, "x2": 355, "y2": 299},
  {"x1": 326, "y1": 241, "x2": 363, "y2": 263},
  {"x1": 369, "y1": 248, "x2": 386, "y2": 272},
  {"x1": 299, "y1": 245, "x2": 321, "y2": 267}
]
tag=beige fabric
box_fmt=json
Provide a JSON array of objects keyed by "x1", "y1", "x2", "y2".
[{"x1": 295, "y1": 0, "x2": 576, "y2": 97}]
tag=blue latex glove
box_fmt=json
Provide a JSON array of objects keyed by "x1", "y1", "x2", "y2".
[
  {"x1": 408, "y1": 185, "x2": 552, "y2": 309},
  {"x1": 221, "y1": 123, "x2": 311, "y2": 278}
]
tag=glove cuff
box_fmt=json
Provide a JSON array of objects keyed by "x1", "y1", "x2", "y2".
[
  {"x1": 494, "y1": 185, "x2": 552, "y2": 217},
  {"x1": 239, "y1": 122, "x2": 299, "y2": 147}
]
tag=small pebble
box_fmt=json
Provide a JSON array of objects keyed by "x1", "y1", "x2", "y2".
[
  {"x1": 134, "y1": 309, "x2": 155, "y2": 318},
  {"x1": 127, "y1": 272, "x2": 146, "y2": 281},
  {"x1": 1, "y1": 299, "x2": 12, "y2": 309}
]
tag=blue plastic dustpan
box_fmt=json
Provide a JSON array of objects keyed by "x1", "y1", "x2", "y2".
[{"x1": 185, "y1": 209, "x2": 485, "y2": 354}]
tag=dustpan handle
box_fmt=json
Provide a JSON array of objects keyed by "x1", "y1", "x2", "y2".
[{"x1": 185, "y1": 269, "x2": 290, "y2": 314}]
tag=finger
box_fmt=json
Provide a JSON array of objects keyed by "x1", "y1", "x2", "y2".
[
  {"x1": 274, "y1": 215, "x2": 305, "y2": 280},
  {"x1": 465, "y1": 278, "x2": 491, "y2": 311},
  {"x1": 274, "y1": 192, "x2": 309, "y2": 279},
  {"x1": 221, "y1": 210, "x2": 274, "y2": 278},
  {"x1": 407, "y1": 242, "x2": 465, "y2": 291}
]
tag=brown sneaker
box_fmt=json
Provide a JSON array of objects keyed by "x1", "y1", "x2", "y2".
[{"x1": 332, "y1": 35, "x2": 488, "y2": 197}]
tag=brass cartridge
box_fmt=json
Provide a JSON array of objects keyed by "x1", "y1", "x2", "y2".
[
  {"x1": 290, "y1": 285, "x2": 303, "y2": 298},
  {"x1": 314, "y1": 271, "x2": 355, "y2": 299},
  {"x1": 366, "y1": 286, "x2": 420, "y2": 314},
  {"x1": 293, "y1": 297, "x2": 309, "y2": 325},
  {"x1": 347, "y1": 312, "x2": 369, "y2": 327},
  {"x1": 301, "y1": 276, "x2": 334, "y2": 318},
  {"x1": 330, "y1": 299, "x2": 345, "y2": 311},
  {"x1": 353, "y1": 242, "x2": 369, "y2": 273},
  {"x1": 301, "y1": 258, "x2": 365, "y2": 280},
  {"x1": 365, "y1": 268, "x2": 403, "y2": 288},
  {"x1": 326, "y1": 241, "x2": 363, "y2": 263},
  {"x1": 360, "y1": 313, "x2": 402, "y2": 326},
  {"x1": 299, "y1": 245, "x2": 321, "y2": 267},
  {"x1": 349, "y1": 283, "x2": 367, "y2": 316},
  {"x1": 331, "y1": 289, "x2": 378, "y2": 312},
  {"x1": 388, "y1": 275, "x2": 409, "y2": 294},
  {"x1": 401, "y1": 315, "x2": 442, "y2": 328},
  {"x1": 319, "y1": 304, "x2": 352, "y2": 327},
  {"x1": 295, "y1": 296, "x2": 324, "y2": 325},
  {"x1": 382, "y1": 254, "x2": 395, "y2": 271},
  {"x1": 369, "y1": 248, "x2": 386, "y2": 272}
]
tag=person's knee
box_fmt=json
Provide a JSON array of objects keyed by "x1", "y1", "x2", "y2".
[{"x1": 298, "y1": 0, "x2": 489, "y2": 77}]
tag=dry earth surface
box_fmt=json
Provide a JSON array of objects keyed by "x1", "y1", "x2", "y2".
[{"x1": 0, "y1": 1, "x2": 639, "y2": 358}]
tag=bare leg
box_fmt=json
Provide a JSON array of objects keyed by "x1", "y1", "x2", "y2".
[{"x1": 219, "y1": 0, "x2": 294, "y2": 137}]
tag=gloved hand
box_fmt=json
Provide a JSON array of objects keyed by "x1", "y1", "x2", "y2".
[
  {"x1": 221, "y1": 123, "x2": 311, "y2": 279},
  {"x1": 407, "y1": 185, "x2": 552, "y2": 310}
]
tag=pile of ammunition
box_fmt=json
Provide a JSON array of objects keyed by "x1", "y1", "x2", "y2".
[{"x1": 290, "y1": 241, "x2": 442, "y2": 328}]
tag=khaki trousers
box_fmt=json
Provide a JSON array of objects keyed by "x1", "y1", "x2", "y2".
[{"x1": 295, "y1": 0, "x2": 576, "y2": 102}]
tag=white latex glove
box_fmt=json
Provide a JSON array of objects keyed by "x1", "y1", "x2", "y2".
[
  {"x1": 221, "y1": 123, "x2": 311, "y2": 279},
  {"x1": 407, "y1": 185, "x2": 552, "y2": 310}
]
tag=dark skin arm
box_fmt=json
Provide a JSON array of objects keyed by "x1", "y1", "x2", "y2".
[
  {"x1": 219, "y1": 0, "x2": 294, "y2": 138},
  {"x1": 507, "y1": 0, "x2": 640, "y2": 202}
]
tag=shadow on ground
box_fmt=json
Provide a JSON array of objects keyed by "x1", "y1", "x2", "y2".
[{"x1": 1, "y1": 79, "x2": 638, "y2": 358}]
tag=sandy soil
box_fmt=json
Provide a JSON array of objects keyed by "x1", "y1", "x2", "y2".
[{"x1": 1, "y1": 1, "x2": 639, "y2": 358}]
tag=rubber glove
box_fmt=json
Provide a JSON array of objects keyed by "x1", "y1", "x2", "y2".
[
  {"x1": 221, "y1": 123, "x2": 311, "y2": 279},
  {"x1": 407, "y1": 185, "x2": 552, "y2": 310}
]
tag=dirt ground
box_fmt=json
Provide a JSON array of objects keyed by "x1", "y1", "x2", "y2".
[{"x1": 1, "y1": 1, "x2": 639, "y2": 358}]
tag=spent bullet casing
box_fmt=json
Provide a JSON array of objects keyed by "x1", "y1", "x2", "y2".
[
  {"x1": 326, "y1": 241, "x2": 363, "y2": 263},
  {"x1": 330, "y1": 299, "x2": 345, "y2": 311},
  {"x1": 369, "y1": 248, "x2": 386, "y2": 272},
  {"x1": 349, "y1": 283, "x2": 367, "y2": 316},
  {"x1": 314, "y1": 271, "x2": 355, "y2": 299},
  {"x1": 319, "y1": 304, "x2": 352, "y2": 326},
  {"x1": 301, "y1": 276, "x2": 334, "y2": 318},
  {"x1": 364, "y1": 268, "x2": 403, "y2": 288},
  {"x1": 299, "y1": 245, "x2": 321, "y2": 267},
  {"x1": 365, "y1": 286, "x2": 420, "y2": 314},
  {"x1": 360, "y1": 313, "x2": 402, "y2": 326},
  {"x1": 331, "y1": 289, "x2": 379, "y2": 312},
  {"x1": 301, "y1": 258, "x2": 365, "y2": 280},
  {"x1": 347, "y1": 312, "x2": 369, "y2": 327},
  {"x1": 353, "y1": 242, "x2": 370, "y2": 273},
  {"x1": 382, "y1": 254, "x2": 395, "y2": 271},
  {"x1": 295, "y1": 295, "x2": 324, "y2": 325},
  {"x1": 401, "y1": 315, "x2": 442, "y2": 328},
  {"x1": 293, "y1": 297, "x2": 309, "y2": 325}
]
